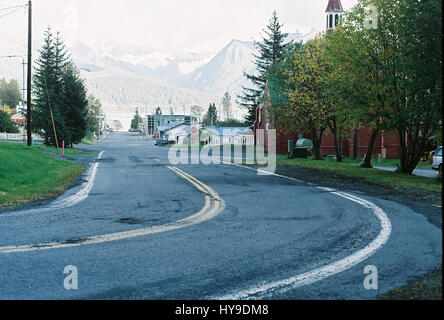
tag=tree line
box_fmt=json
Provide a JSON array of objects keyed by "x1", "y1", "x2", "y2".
[
  {"x1": 241, "y1": 0, "x2": 442, "y2": 174},
  {"x1": 189, "y1": 91, "x2": 247, "y2": 127},
  {"x1": 0, "y1": 78, "x2": 21, "y2": 133}
]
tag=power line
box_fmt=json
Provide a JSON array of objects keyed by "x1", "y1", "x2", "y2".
[
  {"x1": 0, "y1": 5, "x2": 25, "y2": 11},
  {"x1": 0, "y1": 4, "x2": 25, "y2": 18}
]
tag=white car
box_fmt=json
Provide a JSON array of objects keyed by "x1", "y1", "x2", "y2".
[{"x1": 431, "y1": 146, "x2": 442, "y2": 177}]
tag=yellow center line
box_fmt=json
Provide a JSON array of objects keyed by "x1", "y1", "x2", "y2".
[{"x1": 0, "y1": 166, "x2": 225, "y2": 254}]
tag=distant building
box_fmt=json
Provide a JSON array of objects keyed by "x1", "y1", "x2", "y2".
[
  {"x1": 146, "y1": 114, "x2": 194, "y2": 136},
  {"x1": 199, "y1": 127, "x2": 254, "y2": 146},
  {"x1": 10, "y1": 106, "x2": 26, "y2": 136},
  {"x1": 326, "y1": 0, "x2": 344, "y2": 34},
  {"x1": 157, "y1": 121, "x2": 190, "y2": 144}
]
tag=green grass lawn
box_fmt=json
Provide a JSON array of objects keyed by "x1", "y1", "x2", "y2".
[
  {"x1": 371, "y1": 158, "x2": 431, "y2": 169},
  {"x1": 378, "y1": 268, "x2": 442, "y2": 300},
  {"x1": 0, "y1": 142, "x2": 84, "y2": 207},
  {"x1": 2, "y1": 139, "x2": 45, "y2": 143},
  {"x1": 29, "y1": 144, "x2": 95, "y2": 156},
  {"x1": 276, "y1": 156, "x2": 441, "y2": 194},
  {"x1": 79, "y1": 138, "x2": 95, "y2": 145}
]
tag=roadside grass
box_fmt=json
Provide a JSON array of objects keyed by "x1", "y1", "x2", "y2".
[
  {"x1": 377, "y1": 268, "x2": 442, "y2": 300},
  {"x1": 30, "y1": 144, "x2": 96, "y2": 156},
  {"x1": 163, "y1": 143, "x2": 439, "y2": 194},
  {"x1": 366, "y1": 158, "x2": 431, "y2": 169},
  {"x1": 275, "y1": 156, "x2": 442, "y2": 195},
  {"x1": 0, "y1": 142, "x2": 84, "y2": 207},
  {"x1": 1, "y1": 139, "x2": 44, "y2": 143},
  {"x1": 79, "y1": 138, "x2": 95, "y2": 145}
]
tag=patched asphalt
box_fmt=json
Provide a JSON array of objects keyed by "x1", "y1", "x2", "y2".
[{"x1": 0, "y1": 132, "x2": 441, "y2": 299}]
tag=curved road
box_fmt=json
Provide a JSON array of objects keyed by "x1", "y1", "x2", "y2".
[{"x1": 0, "y1": 132, "x2": 441, "y2": 299}]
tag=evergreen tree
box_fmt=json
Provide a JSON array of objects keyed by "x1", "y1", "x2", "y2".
[
  {"x1": 131, "y1": 109, "x2": 141, "y2": 129},
  {"x1": 33, "y1": 28, "x2": 90, "y2": 147},
  {"x1": 203, "y1": 103, "x2": 218, "y2": 127},
  {"x1": 62, "y1": 62, "x2": 88, "y2": 146},
  {"x1": 155, "y1": 106, "x2": 162, "y2": 115},
  {"x1": 33, "y1": 28, "x2": 70, "y2": 147},
  {"x1": 237, "y1": 11, "x2": 288, "y2": 125},
  {"x1": 219, "y1": 118, "x2": 247, "y2": 127}
]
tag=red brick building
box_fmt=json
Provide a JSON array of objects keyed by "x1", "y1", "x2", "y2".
[
  {"x1": 253, "y1": 0, "x2": 401, "y2": 159},
  {"x1": 254, "y1": 90, "x2": 401, "y2": 159}
]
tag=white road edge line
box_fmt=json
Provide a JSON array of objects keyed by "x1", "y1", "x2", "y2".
[
  {"x1": 213, "y1": 160, "x2": 392, "y2": 300},
  {"x1": 0, "y1": 151, "x2": 104, "y2": 218}
]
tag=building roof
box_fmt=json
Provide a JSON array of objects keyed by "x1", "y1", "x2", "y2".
[
  {"x1": 203, "y1": 127, "x2": 251, "y2": 136},
  {"x1": 326, "y1": 0, "x2": 343, "y2": 12},
  {"x1": 158, "y1": 121, "x2": 187, "y2": 133},
  {"x1": 175, "y1": 126, "x2": 191, "y2": 136}
]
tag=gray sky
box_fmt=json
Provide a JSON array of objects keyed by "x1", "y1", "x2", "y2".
[{"x1": 1, "y1": 0, "x2": 357, "y2": 52}]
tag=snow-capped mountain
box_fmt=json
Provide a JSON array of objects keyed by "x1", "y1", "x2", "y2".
[
  {"x1": 286, "y1": 28, "x2": 320, "y2": 44},
  {"x1": 69, "y1": 29, "x2": 320, "y2": 98},
  {"x1": 176, "y1": 29, "x2": 320, "y2": 97},
  {"x1": 69, "y1": 41, "x2": 215, "y2": 86},
  {"x1": 0, "y1": 28, "x2": 320, "y2": 117},
  {"x1": 181, "y1": 39, "x2": 257, "y2": 95}
]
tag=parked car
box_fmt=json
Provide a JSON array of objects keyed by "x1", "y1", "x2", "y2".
[{"x1": 431, "y1": 146, "x2": 442, "y2": 177}]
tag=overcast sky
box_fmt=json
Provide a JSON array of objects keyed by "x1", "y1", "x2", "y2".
[{"x1": 1, "y1": 0, "x2": 358, "y2": 52}]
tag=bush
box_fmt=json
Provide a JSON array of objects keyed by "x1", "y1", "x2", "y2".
[{"x1": 0, "y1": 110, "x2": 19, "y2": 133}]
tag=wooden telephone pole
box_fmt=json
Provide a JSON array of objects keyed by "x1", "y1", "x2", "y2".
[{"x1": 26, "y1": 0, "x2": 32, "y2": 146}]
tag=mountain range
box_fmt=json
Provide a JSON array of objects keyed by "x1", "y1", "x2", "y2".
[{"x1": 0, "y1": 29, "x2": 319, "y2": 117}]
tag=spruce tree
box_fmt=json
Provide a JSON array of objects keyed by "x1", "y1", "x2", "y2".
[
  {"x1": 131, "y1": 109, "x2": 141, "y2": 129},
  {"x1": 237, "y1": 11, "x2": 288, "y2": 125},
  {"x1": 62, "y1": 62, "x2": 88, "y2": 147},
  {"x1": 33, "y1": 28, "x2": 70, "y2": 147},
  {"x1": 203, "y1": 103, "x2": 218, "y2": 127}
]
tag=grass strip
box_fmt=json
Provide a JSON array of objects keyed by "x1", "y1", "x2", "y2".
[{"x1": 0, "y1": 142, "x2": 84, "y2": 207}]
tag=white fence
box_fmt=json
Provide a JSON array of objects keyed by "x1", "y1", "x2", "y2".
[{"x1": 0, "y1": 133, "x2": 42, "y2": 141}]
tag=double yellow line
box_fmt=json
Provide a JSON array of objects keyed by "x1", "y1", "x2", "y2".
[
  {"x1": 0, "y1": 166, "x2": 225, "y2": 254},
  {"x1": 167, "y1": 166, "x2": 225, "y2": 225}
]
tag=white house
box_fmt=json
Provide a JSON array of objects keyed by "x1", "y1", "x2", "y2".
[
  {"x1": 199, "y1": 127, "x2": 254, "y2": 146},
  {"x1": 157, "y1": 122, "x2": 190, "y2": 143}
]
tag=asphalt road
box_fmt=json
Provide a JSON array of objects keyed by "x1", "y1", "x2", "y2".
[{"x1": 0, "y1": 132, "x2": 441, "y2": 300}]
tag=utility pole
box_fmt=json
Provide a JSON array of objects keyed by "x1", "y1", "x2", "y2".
[{"x1": 26, "y1": 0, "x2": 32, "y2": 146}]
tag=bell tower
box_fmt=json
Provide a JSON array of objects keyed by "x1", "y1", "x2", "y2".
[{"x1": 326, "y1": 0, "x2": 344, "y2": 34}]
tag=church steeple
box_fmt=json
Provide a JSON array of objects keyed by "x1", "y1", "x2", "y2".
[{"x1": 326, "y1": 0, "x2": 344, "y2": 33}]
